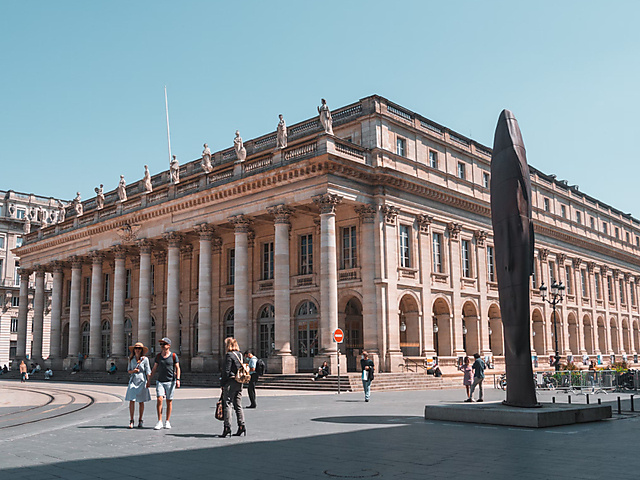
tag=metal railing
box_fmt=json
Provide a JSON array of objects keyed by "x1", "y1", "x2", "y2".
[{"x1": 496, "y1": 369, "x2": 640, "y2": 394}]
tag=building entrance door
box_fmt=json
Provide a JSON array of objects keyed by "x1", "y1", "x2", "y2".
[
  {"x1": 296, "y1": 320, "x2": 318, "y2": 372},
  {"x1": 342, "y1": 298, "x2": 363, "y2": 372}
]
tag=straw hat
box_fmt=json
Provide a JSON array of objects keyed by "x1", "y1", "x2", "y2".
[{"x1": 128, "y1": 342, "x2": 149, "y2": 355}]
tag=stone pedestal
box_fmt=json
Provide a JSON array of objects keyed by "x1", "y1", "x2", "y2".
[
  {"x1": 83, "y1": 357, "x2": 105, "y2": 372},
  {"x1": 107, "y1": 355, "x2": 128, "y2": 372},
  {"x1": 62, "y1": 357, "x2": 73, "y2": 371},
  {"x1": 190, "y1": 355, "x2": 219, "y2": 373},
  {"x1": 314, "y1": 353, "x2": 347, "y2": 376},
  {"x1": 269, "y1": 354, "x2": 297, "y2": 374},
  {"x1": 386, "y1": 350, "x2": 405, "y2": 373},
  {"x1": 45, "y1": 357, "x2": 64, "y2": 371}
]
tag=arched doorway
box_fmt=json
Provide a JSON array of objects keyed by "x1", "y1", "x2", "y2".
[
  {"x1": 101, "y1": 320, "x2": 111, "y2": 358},
  {"x1": 61, "y1": 323, "x2": 69, "y2": 359},
  {"x1": 432, "y1": 298, "x2": 451, "y2": 357},
  {"x1": 224, "y1": 308, "x2": 234, "y2": 339},
  {"x1": 610, "y1": 319, "x2": 619, "y2": 354},
  {"x1": 633, "y1": 321, "x2": 640, "y2": 355},
  {"x1": 622, "y1": 319, "x2": 631, "y2": 353},
  {"x1": 295, "y1": 300, "x2": 318, "y2": 372},
  {"x1": 488, "y1": 303, "x2": 503, "y2": 356},
  {"x1": 568, "y1": 313, "x2": 578, "y2": 355},
  {"x1": 399, "y1": 294, "x2": 420, "y2": 358},
  {"x1": 532, "y1": 309, "x2": 545, "y2": 355},
  {"x1": 583, "y1": 315, "x2": 594, "y2": 354},
  {"x1": 341, "y1": 298, "x2": 363, "y2": 372},
  {"x1": 81, "y1": 322, "x2": 90, "y2": 358},
  {"x1": 597, "y1": 317, "x2": 607, "y2": 354},
  {"x1": 258, "y1": 304, "x2": 275, "y2": 360},
  {"x1": 550, "y1": 311, "x2": 564, "y2": 356},
  {"x1": 462, "y1": 301, "x2": 479, "y2": 356}
]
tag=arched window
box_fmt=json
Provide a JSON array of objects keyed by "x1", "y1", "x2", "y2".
[
  {"x1": 295, "y1": 301, "x2": 319, "y2": 371},
  {"x1": 297, "y1": 301, "x2": 318, "y2": 317},
  {"x1": 124, "y1": 318, "x2": 133, "y2": 355},
  {"x1": 81, "y1": 322, "x2": 90, "y2": 357},
  {"x1": 224, "y1": 309, "x2": 234, "y2": 339},
  {"x1": 101, "y1": 320, "x2": 111, "y2": 358},
  {"x1": 259, "y1": 305, "x2": 275, "y2": 359},
  {"x1": 150, "y1": 317, "x2": 156, "y2": 355}
]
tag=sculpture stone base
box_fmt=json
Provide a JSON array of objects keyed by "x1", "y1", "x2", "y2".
[
  {"x1": 83, "y1": 356, "x2": 105, "y2": 372},
  {"x1": 190, "y1": 355, "x2": 219, "y2": 373},
  {"x1": 268, "y1": 354, "x2": 297, "y2": 374},
  {"x1": 314, "y1": 354, "x2": 347, "y2": 376},
  {"x1": 424, "y1": 402, "x2": 611, "y2": 428},
  {"x1": 62, "y1": 357, "x2": 73, "y2": 371},
  {"x1": 385, "y1": 350, "x2": 405, "y2": 373},
  {"x1": 45, "y1": 357, "x2": 64, "y2": 371},
  {"x1": 107, "y1": 356, "x2": 128, "y2": 372}
]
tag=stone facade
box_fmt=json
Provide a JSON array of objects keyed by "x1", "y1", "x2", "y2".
[{"x1": 13, "y1": 96, "x2": 640, "y2": 373}]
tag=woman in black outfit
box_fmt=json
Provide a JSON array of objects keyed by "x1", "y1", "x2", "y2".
[
  {"x1": 361, "y1": 351, "x2": 375, "y2": 402},
  {"x1": 219, "y1": 337, "x2": 246, "y2": 437}
]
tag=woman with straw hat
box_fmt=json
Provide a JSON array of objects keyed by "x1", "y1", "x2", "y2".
[{"x1": 125, "y1": 342, "x2": 151, "y2": 429}]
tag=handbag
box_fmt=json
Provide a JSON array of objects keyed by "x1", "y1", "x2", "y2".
[
  {"x1": 233, "y1": 352, "x2": 251, "y2": 384},
  {"x1": 215, "y1": 394, "x2": 224, "y2": 421}
]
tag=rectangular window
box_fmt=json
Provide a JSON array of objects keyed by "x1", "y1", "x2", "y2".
[
  {"x1": 461, "y1": 240, "x2": 471, "y2": 278},
  {"x1": 607, "y1": 276, "x2": 614, "y2": 302},
  {"x1": 0, "y1": 259, "x2": 3, "y2": 280},
  {"x1": 125, "y1": 269, "x2": 132, "y2": 299},
  {"x1": 637, "y1": 237, "x2": 639, "y2": 247},
  {"x1": 432, "y1": 233, "x2": 443, "y2": 273},
  {"x1": 457, "y1": 162, "x2": 466, "y2": 180},
  {"x1": 576, "y1": 211, "x2": 581, "y2": 224},
  {"x1": 396, "y1": 137, "x2": 406, "y2": 156},
  {"x1": 14, "y1": 261, "x2": 20, "y2": 286},
  {"x1": 561, "y1": 205, "x2": 566, "y2": 218},
  {"x1": 549, "y1": 261, "x2": 556, "y2": 283},
  {"x1": 483, "y1": 172, "x2": 490, "y2": 189},
  {"x1": 10, "y1": 341, "x2": 16, "y2": 359},
  {"x1": 626, "y1": 232, "x2": 630, "y2": 243},
  {"x1": 581, "y1": 270, "x2": 588, "y2": 298},
  {"x1": 399, "y1": 225, "x2": 411, "y2": 268},
  {"x1": 262, "y1": 242, "x2": 274, "y2": 280},
  {"x1": 544, "y1": 198, "x2": 550, "y2": 212},
  {"x1": 300, "y1": 234, "x2": 313, "y2": 275},
  {"x1": 12, "y1": 296, "x2": 19, "y2": 307},
  {"x1": 487, "y1": 246, "x2": 495, "y2": 282},
  {"x1": 615, "y1": 227, "x2": 619, "y2": 239},
  {"x1": 565, "y1": 266, "x2": 572, "y2": 294},
  {"x1": 16, "y1": 209, "x2": 25, "y2": 219},
  {"x1": 590, "y1": 217, "x2": 595, "y2": 229},
  {"x1": 228, "y1": 249, "x2": 235, "y2": 285},
  {"x1": 595, "y1": 273, "x2": 601, "y2": 299},
  {"x1": 83, "y1": 277, "x2": 91, "y2": 305},
  {"x1": 150, "y1": 264, "x2": 155, "y2": 296},
  {"x1": 429, "y1": 151, "x2": 438, "y2": 169},
  {"x1": 16, "y1": 237, "x2": 23, "y2": 247},
  {"x1": 11, "y1": 317, "x2": 18, "y2": 333},
  {"x1": 66, "y1": 280, "x2": 71, "y2": 307},
  {"x1": 103, "y1": 273, "x2": 110, "y2": 303},
  {"x1": 532, "y1": 258, "x2": 538, "y2": 288},
  {"x1": 603, "y1": 223, "x2": 608, "y2": 235},
  {"x1": 620, "y1": 279, "x2": 625, "y2": 304},
  {"x1": 341, "y1": 226, "x2": 357, "y2": 269},
  {"x1": 631, "y1": 282, "x2": 636, "y2": 306},
  {"x1": 0, "y1": 236, "x2": 5, "y2": 249}
]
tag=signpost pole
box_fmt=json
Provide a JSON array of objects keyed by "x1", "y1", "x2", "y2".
[
  {"x1": 333, "y1": 328, "x2": 344, "y2": 395},
  {"x1": 338, "y1": 347, "x2": 341, "y2": 395}
]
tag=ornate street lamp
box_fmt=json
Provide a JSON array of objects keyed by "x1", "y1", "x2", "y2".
[{"x1": 540, "y1": 281, "x2": 565, "y2": 372}]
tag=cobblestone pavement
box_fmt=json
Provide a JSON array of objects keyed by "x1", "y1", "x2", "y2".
[{"x1": 1, "y1": 380, "x2": 639, "y2": 479}]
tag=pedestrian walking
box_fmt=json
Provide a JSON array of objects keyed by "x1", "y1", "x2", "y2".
[
  {"x1": 470, "y1": 353, "x2": 485, "y2": 402},
  {"x1": 361, "y1": 351, "x2": 375, "y2": 402},
  {"x1": 244, "y1": 350, "x2": 258, "y2": 409},
  {"x1": 458, "y1": 356, "x2": 473, "y2": 402},
  {"x1": 125, "y1": 342, "x2": 151, "y2": 429},
  {"x1": 219, "y1": 337, "x2": 246, "y2": 437},
  {"x1": 147, "y1": 337, "x2": 180, "y2": 430},
  {"x1": 19, "y1": 360, "x2": 27, "y2": 382}
]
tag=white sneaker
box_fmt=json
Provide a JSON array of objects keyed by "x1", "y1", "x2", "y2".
[
  {"x1": 154, "y1": 421, "x2": 163, "y2": 430},
  {"x1": 164, "y1": 420, "x2": 171, "y2": 429}
]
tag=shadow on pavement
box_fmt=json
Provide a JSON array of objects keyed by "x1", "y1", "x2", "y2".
[{"x1": 312, "y1": 415, "x2": 423, "y2": 424}]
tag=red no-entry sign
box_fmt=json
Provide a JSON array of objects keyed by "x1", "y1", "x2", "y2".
[{"x1": 333, "y1": 328, "x2": 344, "y2": 343}]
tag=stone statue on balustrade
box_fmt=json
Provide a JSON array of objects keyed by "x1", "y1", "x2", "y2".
[
  {"x1": 94, "y1": 184, "x2": 105, "y2": 210},
  {"x1": 234, "y1": 131, "x2": 247, "y2": 163},
  {"x1": 201, "y1": 144, "x2": 213, "y2": 173},
  {"x1": 23, "y1": 215, "x2": 31, "y2": 234},
  {"x1": 72, "y1": 192, "x2": 83, "y2": 217},
  {"x1": 39, "y1": 209, "x2": 47, "y2": 229},
  {"x1": 318, "y1": 98, "x2": 333, "y2": 135},
  {"x1": 117, "y1": 175, "x2": 127, "y2": 202},
  {"x1": 143, "y1": 165, "x2": 153, "y2": 193},
  {"x1": 170, "y1": 155, "x2": 180, "y2": 184},
  {"x1": 276, "y1": 114, "x2": 287, "y2": 149},
  {"x1": 57, "y1": 200, "x2": 66, "y2": 223}
]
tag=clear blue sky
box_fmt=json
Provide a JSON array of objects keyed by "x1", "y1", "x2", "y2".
[{"x1": 1, "y1": 1, "x2": 638, "y2": 215}]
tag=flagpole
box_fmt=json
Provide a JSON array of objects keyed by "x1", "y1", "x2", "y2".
[{"x1": 164, "y1": 86, "x2": 172, "y2": 163}]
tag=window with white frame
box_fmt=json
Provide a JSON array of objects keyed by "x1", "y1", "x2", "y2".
[
  {"x1": 224, "y1": 309, "x2": 234, "y2": 339},
  {"x1": 487, "y1": 245, "x2": 495, "y2": 282},
  {"x1": 461, "y1": 239, "x2": 471, "y2": 278},
  {"x1": 11, "y1": 296, "x2": 19, "y2": 307},
  {"x1": 607, "y1": 276, "x2": 614, "y2": 302},
  {"x1": 396, "y1": 137, "x2": 406, "y2": 157},
  {"x1": 429, "y1": 151, "x2": 438, "y2": 169},
  {"x1": 0, "y1": 235, "x2": 5, "y2": 249},
  {"x1": 399, "y1": 225, "x2": 411, "y2": 268},
  {"x1": 590, "y1": 217, "x2": 595, "y2": 229},
  {"x1": 549, "y1": 261, "x2": 556, "y2": 283},
  {"x1": 457, "y1": 162, "x2": 466, "y2": 180},
  {"x1": 0, "y1": 259, "x2": 3, "y2": 281},
  {"x1": 14, "y1": 261, "x2": 20, "y2": 285},
  {"x1": 483, "y1": 172, "x2": 490, "y2": 189},
  {"x1": 565, "y1": 266, "x2": 572, "y2": 294},
  {"x1": 576, "y1": 211, "x2": 581, "y2": 224},
  {"x1": 432, "y1": 233, "x2": 443, "y2": 273},
  {"x1": 16, "y1": 209, "x2": 25, "y2": 219},
  {"x1": 619, "y1": 279, "x2": 625, "y2": 304},
  {"x1": 228, "y1": 248, "x2": 235, "y2": 285},
  {"x1": 341, "y1": 226, "x2": 357, "y2": 269},
  {"x1": 300, "y1": 234, "x2": 313, "y2": 275},
  {"x1": 11, "y1": 317, "x2": 18, "y2": 332},
  {"x1": 603, "y1": 222, "x2": 608, "y2": 235},
  {"x1": 581, "y1": 270, "x2": 588, "y2": 298},
  {"x1": 631, "y1": 282, "x2": 636, "y2": 306},
  {"x1": 532, "y1": 257, "x2": 537, "y2": 288},
  {"x1": 561, "y1": 205, "x2": 566, "y2": 218},
  {"x1": 103, "y1": 273, "x2": 110, "y2": 302},
  {"x1": 262, "y1": 242, "x2": 274, "y2": 280},
  {"x1": 595, "y1": 273, "x2": 601, "y2": 299},
  {"x1": 16, "y1": 237, "x2": 23, "y2": 247},
  {"x1": 544, "y1": 198, "x2": 550, "y2": 212}
]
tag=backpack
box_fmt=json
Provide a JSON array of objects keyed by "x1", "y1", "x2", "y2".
[
  {"x1": 232, "y1": 352, "x2": 251, "y2": 384},
  {"x1": 256, "y1": 358, "x2": 267, "y2": 376}
]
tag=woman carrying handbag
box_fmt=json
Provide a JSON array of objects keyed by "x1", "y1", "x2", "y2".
[
  {"x1": 125, "y1": 342, "x2": 152, "y2": 428},
  {"x1": 219, "y1": 337, "x2": 247, "y2": 437}
]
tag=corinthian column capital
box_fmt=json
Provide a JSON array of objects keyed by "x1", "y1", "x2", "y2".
[
  {"x1": 194, "y1": 223, "x2": 216, "y2": 240},
  {"x1": 88, "y1": 251, "x2": 105, "y2": 265},
  {"x1": 313, "y1": 193, "x2": 342, "y2": 215},
  {"x1": 267, "y1": 204, "x2": 293, "y2": 225},
  {"x1": 163, "y1": 231, "x2": 184, "y2": 248},
  {"x1": 135, "y1": 239, "x2": 155, "y2": 254},
  {"x1": 228, "y1": 214, "x2": 252, "y2": 233},
  {"x1": 354, "y1": 204, "x2": 376, "y2": 224}
]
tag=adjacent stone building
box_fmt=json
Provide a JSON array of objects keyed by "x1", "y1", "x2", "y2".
[{"x1": 13, "y1": 95, "x2": 640, "y2": 373}]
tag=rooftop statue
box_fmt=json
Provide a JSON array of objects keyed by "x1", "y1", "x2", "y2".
[
  {"x1": 201, "y1": 144, "x2": 213, "y2": 173},
  {"x1": 117, "y1": 175, "x2": 127, "y2": 202},
  {"x1": 143, "y1": 165, "x2": 153, "y2": 193},
  {"x1": 95, "y1": 184, "x2": 105, "y2": 210},
  {"x1": 234, "y1": 131, "x2": 247, "y2": 163},
  {"x1": 72, "y1": 192, "x2": 83, "y2": 217},
  {"x1": 276, "y1": 114, "x2": 287, "y2": 149},
  {"x1": 23, "y1": 215, "x2": 31, "y2": 234},
  {"x1": 57, "y1": 200, "x2": 66, "y2": 223},
  {"x1": 490, "y1": 109, "x2": 538, "y2": 408},
  {"x1": 170, "y1": 155, "x2": 180, "y2": 184},
  {"x1": 318, "y1": 98, "x2": 333, "y2": 135}
]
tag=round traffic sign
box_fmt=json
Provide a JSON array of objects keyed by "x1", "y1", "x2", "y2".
[{"x1": 333, "y1": 328, "x2": 344, "y2": 343}]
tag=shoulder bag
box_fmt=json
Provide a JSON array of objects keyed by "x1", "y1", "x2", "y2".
[{"x1": 215, "y1": 394, "x2": 224, "y2": 421}]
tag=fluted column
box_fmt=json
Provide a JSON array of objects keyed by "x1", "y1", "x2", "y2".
[
  {"x1": 356, "y1": 205, "x2": 379, "y2": 362},
  {"x1": 268, "y1": 205, "x2": 295, "y2": 373},
  {"x1": 191, "y1": 225, "x2": 215, "y2": 372},
  {"x1": 164, "y1": 232, "x2": 183, "y2": 347},
  {"x1": 85, "y1": 252, "x2": 104, "y2": 369},
  {"x1": 417, "y1": 215, "x2": 436, "y2": 358},
  {"x1": 448, "y1": 222, "x2": 466, "y2": 357},
  {"x1": 48, "y1": 262, "x2": 64, "y2": 368},
  {"x1": 16, "y1": 269, "x2": 31, "y2": 360},
  {"x1": 111, "y1": 246, "x2": 127, "y2": 363},
  {"x1": 229, "y1": 215, "x2": 251, "y2": 351},
  {"x1": 68, "y1": 256, "x2": 83, "y2": 360},
  {"x1": 136, "y1": 240, "x2": 153, "y2": 348},
  {"x1": 31, "y1": 267, "x2": 46, "y2": 362}
]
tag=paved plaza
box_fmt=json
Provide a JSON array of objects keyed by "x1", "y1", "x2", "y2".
[{"x1": 1, "y1": 380, "x2": 639, "y2": 479}]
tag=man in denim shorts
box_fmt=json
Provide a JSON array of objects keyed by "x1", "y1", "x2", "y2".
[{"x1": 147, "y1": 337, "x2": 180, "y2": 430}]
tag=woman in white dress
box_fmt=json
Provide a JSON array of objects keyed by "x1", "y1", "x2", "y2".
[{"x1": 125, "y1": 342, "x2": 151, "y2": 428}]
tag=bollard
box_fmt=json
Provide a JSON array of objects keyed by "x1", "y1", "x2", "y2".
[
  {"x1": 598, "y1": 398, "x2": 602, "y2": 405},
  {"x1": 568, "y1": 396, "x2": 571, "y2": 404},
  {"x1": 552, "y1": 396, "x2": 556, "y2": 404},
  {"x1": 586, "y1": 394, "x2": 590, "y2": 404},
  {"x1": 632, "y1": 395, "x2": 635, "y2": 413},
  {"x1": 617, "y1": 396, "x2": 621, "y2": 414}
]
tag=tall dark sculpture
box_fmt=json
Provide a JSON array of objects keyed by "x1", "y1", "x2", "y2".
[{"x1": 490, "y1": 110, "x2": 539, "y2": 407}]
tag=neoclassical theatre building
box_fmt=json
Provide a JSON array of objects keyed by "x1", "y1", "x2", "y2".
[{"x1": 14, "y1": 95, "x2": 640, "y2": 373}]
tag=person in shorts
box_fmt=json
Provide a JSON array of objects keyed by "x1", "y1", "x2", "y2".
[{"x1": 147, "y1": 337, "x2": 181, "y2": 430}]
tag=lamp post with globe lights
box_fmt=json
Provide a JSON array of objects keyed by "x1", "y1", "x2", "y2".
[{"x1": 540, "y1": 281, "x2": 565, "y2": 372}]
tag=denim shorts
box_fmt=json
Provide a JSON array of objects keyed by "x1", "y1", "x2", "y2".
[{"x1": 156, "y1": 381, "x2": 176, "y2": 400}]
